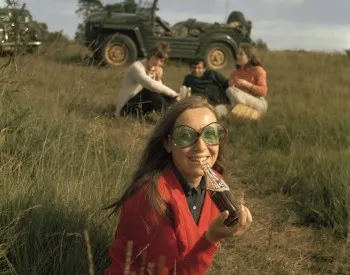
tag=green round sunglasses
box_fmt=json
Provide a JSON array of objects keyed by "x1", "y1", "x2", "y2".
[{"x1": 170, "y1": 122, "x2": 228, "y2": 148}]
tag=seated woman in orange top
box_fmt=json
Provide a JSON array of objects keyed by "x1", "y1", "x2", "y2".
[
  {"x1": 104, "y1": 96, "x2": 252, "y2": 275},
  {"x1": 226, "y1": 43, "x2": 268, "y2": 113}
]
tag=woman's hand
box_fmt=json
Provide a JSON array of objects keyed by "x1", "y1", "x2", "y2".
[
  {"x1": 234, "y1": 78, "x2": 252, "y2": 88},
  {"x1": 147, "y1": 66, "x2": 163, "y2": 81},
  {"x1": 228, "y1": 78, "x2": 236, "y2": 87},
  {"x1": 154, "y1": 66, "x2": 163, "y2": 80},
  {"x1": 206, "y1": 205, "x2": 252, "y2": 244}
]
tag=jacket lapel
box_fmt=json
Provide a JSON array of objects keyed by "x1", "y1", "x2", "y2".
[
  {"x1": 160, "y1": 165, "x2": 200, "y2": 256},
  {"x1": 159, "y1": 164, "x2": 220, "y2": 257}
]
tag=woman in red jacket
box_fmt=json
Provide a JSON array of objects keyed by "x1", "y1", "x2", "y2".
[
  {"x1": 226, "y1": 43, "x2": 268, "y2": 113},
  {"x1": 104, "y1": 96, "x2": 252, "y2": 275}
]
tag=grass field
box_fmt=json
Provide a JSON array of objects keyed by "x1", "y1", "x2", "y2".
[{"x1": 1, "y1": 43, "x2": 350, "y2": 275}]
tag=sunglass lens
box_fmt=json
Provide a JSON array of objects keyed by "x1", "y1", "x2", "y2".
[
  {"x1": 201, "y1": 123, "x2": 226, "y2": 145},
  {"x1": 172, "y1": 126, "x2": 197, "y2": 147}
]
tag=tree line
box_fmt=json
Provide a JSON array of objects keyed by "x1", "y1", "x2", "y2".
[
  {"x1": 1, "y1": 0, "x2": 268, "y2": 49},
  {"x1": 1, "y1": 0, "x2": 151, "y2": 43},
  {"x1": 74, "y1": 0, "x2": 155, "y2": 42}
]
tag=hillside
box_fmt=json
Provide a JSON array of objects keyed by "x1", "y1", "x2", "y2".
[{"x1": 0, "y1": 43, "x2": 349, "y2": 274}]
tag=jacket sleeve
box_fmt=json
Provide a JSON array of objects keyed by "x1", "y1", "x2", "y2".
[
  {"x1": 182, "y1": 75, "x2": 190, "y2": 86},
  {"x1": 104, "y1": 188, "x2": 220, "y2": 275},
  {"x1": 212, "y1": 70, "x2": 229, "y2": 89},
  {"x1": 251, "y1": 67, "x2": 268, "y2": 97},
  {"x1": 131, "y1": 63, "x2": 179, "y2": 98},
  {"x1": 104, "y1": 189, "x2": 169, "y2": 275}
]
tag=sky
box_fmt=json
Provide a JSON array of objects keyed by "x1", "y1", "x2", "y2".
[{"x1": 1, "y1": 0, "x2": 349, "y2": 51}]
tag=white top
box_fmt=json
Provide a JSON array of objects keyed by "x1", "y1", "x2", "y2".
[{"x1": 115, "y1": 59, "x2": 179, "y2": 116}]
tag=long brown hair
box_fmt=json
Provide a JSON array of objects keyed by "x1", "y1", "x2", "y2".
[
  {"x1": 236, "y1": 43, "x2": 263, "y2": 69},
  {"x1": 106, "y1": 96, "x2": 227, "y2": 217},
  {"x1": 147, "y1": 41, "x2": 170, "y2": 60}
]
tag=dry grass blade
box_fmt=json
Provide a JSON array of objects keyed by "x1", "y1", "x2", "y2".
[
  {"x1": 157, "y1": 256, "x2": 166, "y2": 274},
  {"x1": 84, "y1": 230, "x2": 95, "y2": 275},
  {"x1": 124, "y1": 241, "x2": 133, "y2": 275},
  {"x1": 331, "y1": 223, "x2": 350, "y2": 274},
  {"x1": 139, "y1": 252, "x2": 147, "y2": 275},
  {"x1": 147, "y1": 262, "x2": 155, "y2": 275}
]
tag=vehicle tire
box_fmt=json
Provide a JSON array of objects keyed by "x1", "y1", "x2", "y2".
[
  {"x1": 99, "y1": 34, "x2": 137, "y2": 67},
  {"x1": 204, "y1": 43, "x2": 234, "y2": 70}
]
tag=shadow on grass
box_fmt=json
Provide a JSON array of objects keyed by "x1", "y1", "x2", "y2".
[{"x1": 0, "y1": 197, "x2": 112, "y2": 275}]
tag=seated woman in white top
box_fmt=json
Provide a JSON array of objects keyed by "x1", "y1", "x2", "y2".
[{"x1": 115, "y1": 41, "x2": 180, "y2": 117}]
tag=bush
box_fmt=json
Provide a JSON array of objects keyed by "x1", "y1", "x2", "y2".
[
  {"x1": 42, "y1": 30, "x2": 71, "y2": 43},
  {"x1": 254, "y1": 38, "x2": 269, "y2": 51}
]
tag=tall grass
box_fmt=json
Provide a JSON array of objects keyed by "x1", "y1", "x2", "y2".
[
  {"x1": 1, "y1": 94, "x2": 119, "y2": 274},
  {"x1": 0, "y1": 44, "x2": 350, "y2": 274}
]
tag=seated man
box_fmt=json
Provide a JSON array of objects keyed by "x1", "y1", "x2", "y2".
[{"x1": 182, "y1": 57, "x2": 230, "y2": 106}]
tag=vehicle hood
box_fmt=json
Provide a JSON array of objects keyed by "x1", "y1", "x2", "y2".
[
  {"x1": 86, "y1": 11, "x2": 147, "y2": 24},
  {"x1": 86, "y1": 11, "x2": 107, "y2": 23}
]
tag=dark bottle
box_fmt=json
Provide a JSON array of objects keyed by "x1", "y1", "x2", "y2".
[{"x1": 201, "y1": 162, "x2": 240, "y2": 227}]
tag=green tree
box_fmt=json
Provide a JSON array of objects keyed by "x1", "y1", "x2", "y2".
[
  {"x1": 76, "y1": 0, "x2": 138, "y2": 17},
  {"x1": 74, "y1": 23, "x2": 85, "y2": 43},
  {"x1": 74, "y1": 0, "x2": 140, "y2": 42},
  {"x1": 76, "y1": 0, "x2": 104, "y2": 20},
  {"x1": 254, "y1": 38, "x2": 269, "y2": 51},
  {"x1": 5, "y1": 0, "x2": 23, "y2": 9},
  {"x1": 74, "y1": 0, "x2": 104, "y2": 43},
  {"x1": 123, "y1": 0, "x2": 138, "y2": 13}
]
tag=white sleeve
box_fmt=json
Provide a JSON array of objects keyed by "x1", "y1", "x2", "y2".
[{"x1": 131, "y1": 63, "x2": 179, "y2": 98}]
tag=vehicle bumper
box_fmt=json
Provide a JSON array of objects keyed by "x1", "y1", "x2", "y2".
[
  {"x1": 1, "y1": 41, "x2": 42, "y2": 46},
  {"x1": 0, "y1": 41, "x2": 42, "y2": 52}
]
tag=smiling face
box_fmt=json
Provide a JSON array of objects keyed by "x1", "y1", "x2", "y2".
[
  {"x1": 147, "y1": 55, "x2": 165, "y2": 69},
  {"x1": 166, "y1": 107, "x2": 220, "y2": 185},
  {"x1": 236, "y1": 47, "x2": 249, "y2": 66},
  {"x1": 190, "y1": 61, "x2": 206, "y2": 78}
]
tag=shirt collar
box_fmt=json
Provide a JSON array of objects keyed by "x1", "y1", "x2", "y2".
[{"x1": 170, "y1": 160, "x2": 206, "y2": 196}]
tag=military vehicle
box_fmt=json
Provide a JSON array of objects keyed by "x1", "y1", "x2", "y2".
[
  {"x1": 83, "y1": 2, "x2": 252, "y2": 70},
  {"x1": 0, "y1": 8, "x2": 43, "y2": 54}
]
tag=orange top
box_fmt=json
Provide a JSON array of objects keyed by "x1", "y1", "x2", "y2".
[{"x1": 230, "y1": 65, "x2": 268, "y2": 97}]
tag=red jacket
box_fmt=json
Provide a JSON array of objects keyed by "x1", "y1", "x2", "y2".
[{"x1": 104, "y1": 164, "x2": 221, "y2": 275}]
